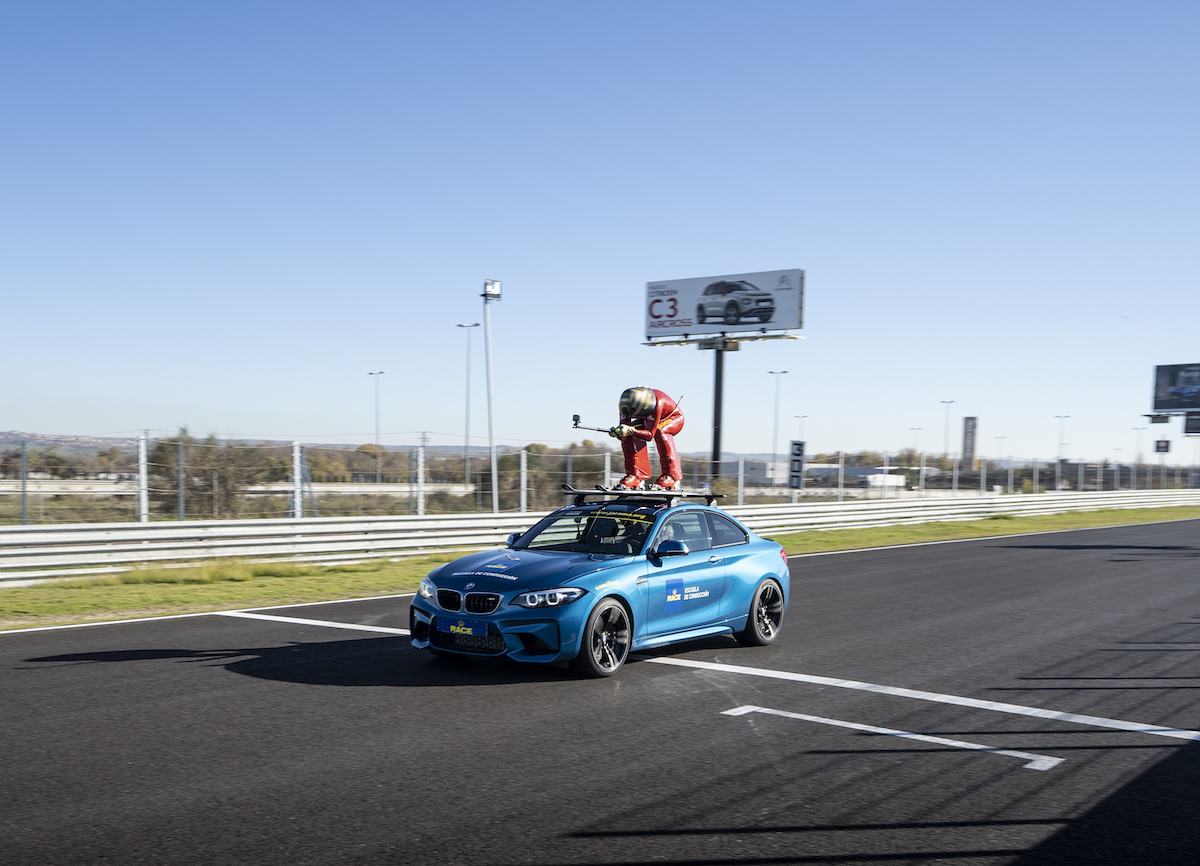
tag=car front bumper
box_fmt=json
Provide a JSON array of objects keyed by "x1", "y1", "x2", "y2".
[{"x1": 409, "y1": 599, "x2": 586, "y2": 664}]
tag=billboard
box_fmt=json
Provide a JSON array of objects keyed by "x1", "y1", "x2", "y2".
[
  {"x1": 645, "y1": 269, "x2": 804, "y2": 338},
  {"x1": 1153, "y1": 364, "x2": 1200, "y2": 412},
  {"x1": 787, "y1": 440, "x2": 806, "y2": 489},
  {"x1": 962, "y1": 417, "x2": 978, "y2": 465}
]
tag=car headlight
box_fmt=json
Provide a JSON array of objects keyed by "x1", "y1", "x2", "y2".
[
  {"x1": 511, "y1": 587, "x2": 587, "y2": 609},
  {"x1": 418, "y1": 576, "x2": 436, "y2": 599}
]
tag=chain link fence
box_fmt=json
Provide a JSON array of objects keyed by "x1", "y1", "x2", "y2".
[{"x1": 2, "y1": 435, "x2": 1197, "y2": 526}]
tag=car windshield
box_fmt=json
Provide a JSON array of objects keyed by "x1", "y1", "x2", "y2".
[{"x1": 513, "y1": 508, "x2": 656, "y2": 555}]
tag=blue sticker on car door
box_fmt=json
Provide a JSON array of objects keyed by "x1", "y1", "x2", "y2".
[{"x1": 664, "y1": 578, "x2": 683, "y2": 612}]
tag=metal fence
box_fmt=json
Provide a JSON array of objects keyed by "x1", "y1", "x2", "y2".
[
  {"x1": 2, "y1": 489, "x2": 1196, "y2": 583},
  {"x1": 3, "y1": 435, "x2": 1198, "y2": 526}
]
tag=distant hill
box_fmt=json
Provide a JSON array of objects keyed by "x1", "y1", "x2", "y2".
[{"x1": 0, "y1": 431, "x2": 140, "y2": 455}]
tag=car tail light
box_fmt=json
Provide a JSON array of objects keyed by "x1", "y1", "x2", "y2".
[{"x1": 780, "y1": 549, "x2": 788, "y2": 567}]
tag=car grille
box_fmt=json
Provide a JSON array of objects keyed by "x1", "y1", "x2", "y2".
[
  {"x1": 431, "y1": 623, "x2": 507, "y2": 655},
  {"x1": 464, "y1": 592, "x2": 501, "y2": 614},
  {"x1": 437, "y1": 589, "x2": 462, "y2": 611}
]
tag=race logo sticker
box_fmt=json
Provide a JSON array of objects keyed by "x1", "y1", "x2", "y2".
[{"x1": 664, "y1": 578, "x2": 683, "y2": 613}]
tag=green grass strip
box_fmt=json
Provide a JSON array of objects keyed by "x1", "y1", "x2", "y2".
[
  {"x1": 1, "y1": 505, "x2": 1197, "y2": 631},
  {"x1": 0, "y1": 557, "x2": 453, "y2": 631}
]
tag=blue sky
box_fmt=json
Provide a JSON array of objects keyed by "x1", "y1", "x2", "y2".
[{"x1": 2, "y1": 1, "x2": 1197, "y2": 463}]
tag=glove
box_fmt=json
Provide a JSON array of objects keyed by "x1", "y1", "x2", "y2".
[{"x1": 608, "y1": 425, "x2": 635, "y2": 439}]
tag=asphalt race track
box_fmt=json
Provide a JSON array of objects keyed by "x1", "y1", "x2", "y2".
[{"x1": 2, "y1": 519, "x2": 1199, "y2": 866}]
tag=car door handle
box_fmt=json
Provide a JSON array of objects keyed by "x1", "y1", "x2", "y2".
[
  {"x1": 636, "y1": 577, "x2": 648, "y2": 585},
  {"x1": 708, "y1": 555, "x2": 722, "y2": 564}
]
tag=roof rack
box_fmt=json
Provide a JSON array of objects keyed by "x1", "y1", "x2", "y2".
[{"x1": 561, "y1": 484, "x2": 724, "y2": 508}]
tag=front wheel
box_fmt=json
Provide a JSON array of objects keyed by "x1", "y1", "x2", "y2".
[
  {"x1": 736, "y1": 579, "x2": 784, "y2": 646},
  {"x1": 571, "y1": 599, "x2": 631, "y2": 677},
  {"x1": 723, "y1": 303, "x2": 740, "y2": 325}
]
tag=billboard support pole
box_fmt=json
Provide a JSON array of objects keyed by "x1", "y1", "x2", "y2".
[{"x1": 711, "y1": 346, "x2": 724, "y2": 485}]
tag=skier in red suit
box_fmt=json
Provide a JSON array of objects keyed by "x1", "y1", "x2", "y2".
[{"x1": 608, "y1": 387, "x2": 685, "y2": 489}]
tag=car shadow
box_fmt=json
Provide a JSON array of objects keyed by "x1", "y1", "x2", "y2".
[{"x1": 22, "y1": 633, "x2": 745, "y2": 687}]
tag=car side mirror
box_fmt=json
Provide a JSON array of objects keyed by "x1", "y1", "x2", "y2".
[
  {"x1": 506, "y1": 532, "x2": 521, "y2": 548},
  {"x1": 653, "y1": 540, "x2": 689, "y2": 558}
]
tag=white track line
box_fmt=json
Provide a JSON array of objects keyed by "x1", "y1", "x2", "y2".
[
  {"x1": 217, "y1": 611, "x2": 410, "y2": 635},
  {"x1": 723, "y1": 705, "x2": 1063, "y2": 771},
  {"x1": 0, "y1": 593, "x2": 416, "y2": 636},
  {"x1": 649, "y1": 657, "x2": 1200, "y2": 741}
]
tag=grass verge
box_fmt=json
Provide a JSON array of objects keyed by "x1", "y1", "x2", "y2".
[
  {"x1": 1, "y1": 505, "x2": 1197, "y2": 631},
  {"x1": 0, "y1": 556, "x2": 455, "y2": 631},
  {"x1": 766, "y1": 504, "x2": 1200, "y2": 556}
]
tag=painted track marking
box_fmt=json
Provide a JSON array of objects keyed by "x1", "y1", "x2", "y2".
[
  {"x1": 649, "y1": 657, "x2": 1200, "y2": 741},
  {"x1": 0, "y1": 593, "x2": 416, "y2": 636},
  {"x1": 723, "y1": 705, "x2": 1063, "y2": 771},
  {"x1": 217, "y1": 611, "x2": 410, "y2": 635}
]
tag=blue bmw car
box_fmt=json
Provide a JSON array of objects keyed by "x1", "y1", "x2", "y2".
[{"x1": 409, "y1": 490, "x2": 790, "y2": 677}]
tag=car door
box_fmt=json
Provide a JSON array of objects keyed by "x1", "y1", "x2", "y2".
[
  {"x1": 642, "y1": 511, "x2": 726, "y2": 636},
  {"x1": 707, "y1": 512, "x2": 758, "y2": 620}
]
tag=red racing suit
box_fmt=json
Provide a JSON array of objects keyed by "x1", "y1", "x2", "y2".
[{"x1": 620, "y1": 390, "x2": 685, "y2": 485}]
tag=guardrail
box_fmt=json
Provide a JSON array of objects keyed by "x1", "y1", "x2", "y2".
[{"x1": 0, "y1": 489, "x2": 1196, "y2": 583}]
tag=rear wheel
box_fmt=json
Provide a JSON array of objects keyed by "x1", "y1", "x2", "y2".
[
  {"x1": 736, "y1": 579, "x2": 784, "y2": 646},
  {"x1": 696, "y1": 305, "x2": 706, "y2": 323},
  {"x1": 571, "y1": 599, "x2": 631, "y2": 677}
]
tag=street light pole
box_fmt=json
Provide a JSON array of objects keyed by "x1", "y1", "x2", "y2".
[
  {"x1": 768, "y1": 371, "x2": 787, "y2": 486},
  {"x1": 483, "y1": 280, "x2": 502, "y2": 513},
  {"x1": 1055, "y1": 416, "x2": 1069, "y2": 491},
  {"x1": 368, "y1": 371, "x2": 385, "y2": 483},
  {"x1": 456, "y1": 323, "x2": 481, "y2": 489},
  {"x1": 1133, "y1": 427, "x2": 1146, "y2": 490},
  {"x1": 910, "y1": 428, "x2": 922, "y2": 497},
  {"x1": 995, "y1": 436, "x2": 1006, "y2": 491},
  {"x1": 794, "y1": 415, "x2": 807, "y2": 441}
]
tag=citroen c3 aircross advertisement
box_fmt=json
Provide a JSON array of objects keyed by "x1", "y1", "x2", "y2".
[
  {"x1": 645, "y1": 269, "x2": 804, "y2": 338},
  {"x1": 1153, "y1": 364, "x2": 1200, "y2": 412}
]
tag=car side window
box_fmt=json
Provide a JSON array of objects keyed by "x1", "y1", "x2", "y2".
[
  {"x1": 655, "y1": 512, "x2": 712, "y2": 552},
  {"x1": 707, "y1": 513, "x2": 748, "y2": 548}
]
